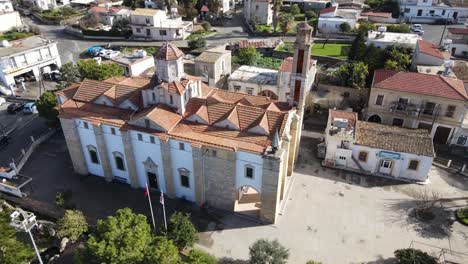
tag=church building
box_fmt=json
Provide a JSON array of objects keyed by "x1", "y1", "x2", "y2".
[{"x1": 55, "y1": 23, "x2": 316, "y2": 223}]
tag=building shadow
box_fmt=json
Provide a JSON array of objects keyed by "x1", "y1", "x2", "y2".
[
  {"x1": 434, "y1": 167, "x2": 468, "y2": 191},
  {"x1": 218, "y1": 257, "x2": 249, "y2": 264}
]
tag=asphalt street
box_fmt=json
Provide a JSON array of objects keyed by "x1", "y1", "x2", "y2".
[{"x1": 421, "y1": 23, "x2": 466, "y2": 45}]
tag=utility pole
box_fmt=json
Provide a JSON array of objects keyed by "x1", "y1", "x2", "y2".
[
  {"x1": 10, "y1": 210, "x2": 43, "y2": 264},
  {"x1": 439, "y1": 11, "x2": 450, "y2": 46}
]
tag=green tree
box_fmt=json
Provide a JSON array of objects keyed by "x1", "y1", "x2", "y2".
[
  {"x1": 237, "y1": 47, "x2": 261, "y2": 66},
  {"x1": 249, "y1": 239, "x2": 289, "y2": 264},
  {"x1": 385, "y1": 47, "x2": 411, "y2": 70},
  {"x1": 333, "y1": 64, "x2": 351, "y2": 87},
  {"x1": 188, "y1": 38, "x2": 207, "y2": 50},
  {"x1": 306, "y1": 261, "x2": 322, "y2": 264},
  {"x1": 387, "y1": 24, "x2": 410, "y2": 33},
  {"x1": 57, "y1": 210, "x2": 88, "y2": 242},
  {"x1": 36, "y1": 91, "x2": 59, "y2": 125},
  {"x1": 145, "y1": 236, "x2": 181, "y2": 263},
  {"x1": 188, "y1": 249, "x2": 217, "y2": 264},
  {"x1": 166, "y1": 212, "x2": 198, "y2": 250},
  {"x1": 384, "y1": 60, "x2": 399, "y2": 70},
  {"x1": 365, "y1": 0, "x2": 400, "y2": 18},
  {"x1": 201, "y1": 21, "x2": 212, "y2": 31},
  {"x1": 0, "y1": 211, "x2": 35, "y2": 264},
  {"x1": 349, "y1": 62, "x2": 369, "y2": 89},
  {"x1": 279, "y1": 13, "x2": 294, "y2": 35},
  {"x1": 75, "y1": 208, "x2": 153, "y2": 264},
  {"x1": 289, "y1": 4, "x2": 300, "y2": 16},
  {"x1": 357, "y1": 20, "x2": 376, "y2": 35},
  {"x1": 305, "y1": 10, "x2": 317, "y2": 19},
  {"x1": 57, "y1": 62, "x2": 81, "y2": 89},
  {"x1": 348, "y1": 31, "x2": 366, "y2": 60},
  {"x1": 339, "y1": 22, "x2": 351, "y2": 33},
  {"x1": 122, "y1": 0, "x2": 144, "y2": 8},
  {"x1": 77, "y1": 59, "x2": 123, "y2": 81},
  {"x1": 207, "y1": 0, "x2": 222, "y2": 15},
  {"x1": 394, "y1": 248, "x2": 437, "y2": 264},
  {"x1": 112, "y1": 18, "x2": 131, "y2": 32},
  {"x1": 272, "y1": 0, "x2": 283, "y2": 33},
  {"x1": 325, "y1": 2, "x2": 332, "y2": 8}
]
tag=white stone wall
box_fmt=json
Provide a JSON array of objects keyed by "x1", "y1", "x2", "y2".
[
  {"x1": 128, "y1": 57, "x2": 155, "y2": 77},
  {"x1": 130, "y1": 130, "x2": 167, "y2": 190},
  {"x1": 317, "y1": 17, "x2": 356, "y2": 34},
  {"x1": 102, "y1": 125, "x2": 130, "y2": 182},
  {"x1": 76, "y1": 119, "x2": 104, "y2": 177},
  {"x1": 228, "y1": 80, "x2": 279, "y2": 98},
  {"x1": 170, "y1": 139, "x2": 196, "y2": 201},
  {"x1": 412, "y1": 47, "x2": 444, "y2": 66},
  {"x1": 0, "y1": 12, "x2": 22, "y2": 33}
]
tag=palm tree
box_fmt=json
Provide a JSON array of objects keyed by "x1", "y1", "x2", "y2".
[
  {"x1": 208, "y1": 0, "x2": 222, "y2": 16},
  {"x1": 272, "y1": 0, "x2": 283, "y2": 33}
]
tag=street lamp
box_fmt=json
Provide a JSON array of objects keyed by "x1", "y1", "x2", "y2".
[{"x1": 10, "y1": 210, "x2": 43, "y2": 264}]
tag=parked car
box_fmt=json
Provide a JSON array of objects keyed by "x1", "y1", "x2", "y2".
[
  {"x1": 23, "y1": 102, "x2": 36, "y2": 114},
  {"x1": 0, "y1": 98, "x2": 6, "y2": 105},
  {"x1": 7, "y1": 102, "x2": 25, "y2": 114},
  {"x1": 0, "y1": 134, "x2": 11, "y2": 146},
  {"x1": 44, "y1": 70, "x2": 61, "y2": 81},
  {"x1": 223, "y1": 13, "x2": 233, "y2": 20},
  {"x1": 86, "y1": 46, "x2": 104, "y2": 56},
  {"x1": 412, "y1": 28, "x2": 424, "y2": 35},
  {"x1": 104, "y1": 50, "x2": 120, "y2": 59},
  {"x1": 410, "y1": 24, "x2": 423, "y2": 30}
]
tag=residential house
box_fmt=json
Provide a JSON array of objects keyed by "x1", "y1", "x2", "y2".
[
  {"x1": 111, "y1": 52, "x2": 155, "y2": 77},
  {"x1": 324, "y1": 110, "x2": 434, "y2": 182},
  {"x1": 0, "y1": 36, "x2": 61, "y2": 89},
  {"x1": 237, "y1": 39, "x2": 283, "y2": 55},
  {"x1": 55, "y1": 24, "x2": 315, "y2": 223},
  {"x1": 24, "y1": 0, "x2": 70, "y2": 10},
  {"x1": 366, "y1": 70, "x2": 468, "y2": 147},
  {"x1": 411, "y1": 39, "x2": 449, "y2": 69},
  {"x1": 194, "y1": 47, "x2": 231, "y2": 87},
  {"x1": 228, "y1": 37, "x2": 317, "y2": 102},
  {"x1": 0, "y1": 0, "x2": 23, "y2": 32},
  {"x1": 317, "y1": 4, "x2": 358, "y2": 34},
  {"x1": 367, "y1": 30, "x2": 422, "y2": 49},
  {"x1": 244, "y1": 0, "x2": 273, "y2": 25},
  {"x1": 446, "y1": 27, "x2": 468, "y2": 57},
  {"x1": 130, "y1": 8, "x2": 193, "y2": 41},
  {"x1": 399, "y1": 0, "x2": 468, "y2": 24},
  {"x1": 88, "y1": 5, "x2": 131, "y2": 26},
  {"x1": 361, "y1": 12, "x2": 397, "y2": 23}
]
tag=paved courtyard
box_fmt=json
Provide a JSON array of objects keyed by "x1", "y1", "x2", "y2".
[{"x1": 198, "y1": 136, "x2": 468, "y2": 263}]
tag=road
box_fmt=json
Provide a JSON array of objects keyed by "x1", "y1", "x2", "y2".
[
  {"x1": 421, "y1": 24, "x2": 466, "y2": 45},
  {"x1": 0, "y1": 103, "x2": 50, "y2": 167}
]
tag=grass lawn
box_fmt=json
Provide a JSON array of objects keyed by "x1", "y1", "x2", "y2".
[
  {"x1": 456, "y1": 208, "x2": 468, "y2": 225},
  {"x1": 311, "y1": 43, "x2": 350, "y2": 59},
  {"x1": 0, "y1": 31, "x2": 34, "y2": 41},
  {"x1": 257, "y1": 56, "x2": 283, "y2": 70},
  {"x1": 186, "y1": 30, "x2": 215, "y2": 40},
  {"x1": 122, "y1": 46, "x2": 159, "y2": 55},
  {"x1": 256, "y1": 24, "x2": 272, "y2": 33}
]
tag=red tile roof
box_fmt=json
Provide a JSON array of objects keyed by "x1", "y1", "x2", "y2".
[
  {"x1": 373, "y1": 70, "x2": 468, "y2": 101},
  {"x1": 417, "y1": 40, "x2": 444, "y2": 59},
  {"x1": 154, "y1": 43, "x2": 184, "y2": 61},
  {"x1": 280, "y1": 57, "x2": 294, "y2": 72},
  {"x1": 89, "y1": 6, "x2": 122, "y2": 14},
  {"x1": 361, "y1": 12, "x2": 392, "y2": 18},
  {"x1": 448, "y1": 28, "x2": 468, "y2": 35},
  {"x1": 319, "y1": 6, "x2": 336, "y2": 15},
  {"x1": 201, "y1": 5, "x2": 209, "y2": 12},
  {"x1": 238, "y1": 39, "x2": 282, "y2": 49},
  {"x1": 329, "y1": 110, "x2": 357, "y2": 128}
]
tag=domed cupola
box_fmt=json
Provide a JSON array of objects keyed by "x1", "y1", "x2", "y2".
[{"x1": 154, "y1": 42, "x2": 185, "y2": 83}]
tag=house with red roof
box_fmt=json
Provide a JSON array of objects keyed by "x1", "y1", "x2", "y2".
[
  {"x1": 366, "y1": 70, "x2": 468, "y2": 147},
  {"x1": 411, "y1": 40, "x2": 449, "y2": 69},
  {"x1": 447, "y1": 28, "x2": 468, "y2": 57},
  {"x1": 317, "y1": 3, "x2": 358, "y2": 34},
  {"x1": 88, "y1": 5, "x2": 131, "y2": 26}
]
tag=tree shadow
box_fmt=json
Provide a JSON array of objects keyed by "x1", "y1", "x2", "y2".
[
  {"x1": 382, "y1": 198, "x2": 457, "y2": 239},
  {"x1": 434, "y1": 167, "x2": 468, "y2": 191},
  {"x1": 218, "y1": 257, "x2": 249, "y2": 264},
  {"x1": 362, "y1": 255, "x2": 398, "y2": 264}
]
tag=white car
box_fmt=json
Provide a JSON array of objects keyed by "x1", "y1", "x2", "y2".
[
  {"x1": 412, "y1": 28, "x2": 424, "y2": 35},
  {"x1": 104, "y1": 50, "x2": 120, "y2": 59}
]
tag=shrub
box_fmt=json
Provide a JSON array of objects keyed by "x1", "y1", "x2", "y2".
[
  {"x1": 249, "y1": 239, "x2": 289, "y2": 264},
  {"x1": 55, "y1": 190, "x2": 74, "y2": 209},
  {"x1": 36, "y1": 91, "x2": 59, "y2": 125},
  {"x1": 201, "y1": 21, "x2": 212, "y2": 31},
  {"x1": 289, "y1": 4, "x2": 300, "y2": 16},
  {"x1": 394, "y1": 248, "x2": 437, "y2": 264},
  {"x1": 456, "y1": 208, "x2": 468, "y2": 224},
  {"x1": 339, "y1": 22, "x2": 352, "y2": 33},
  {"x1": 306, "y1": 261, "x2": 322, "y2": 264},
  {"x1": 188, "y1": 249, "x2": 217, "y2": 264},
  {"x1": 237, "y1": 47, "x2": 261, "y2": 66},
  {"x1": 166, "y1": 212, "x2": 198, "y2": 250},
  {"x1": 305, "y1": 10, "x2": 317, "y2": 19},
  {"x1": 57, "y1": 210, "x2": 88, "y2": 241},
  {"x1": 188, "y1": 38, "x2": 207, "y2": 49}
]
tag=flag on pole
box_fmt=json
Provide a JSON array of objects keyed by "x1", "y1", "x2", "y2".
[
  {"x1": 160, "y1": 191, "x2": 164, "y2": 205},
  {"x1": 144, "y1": 184, "x2": 149, "y2": 197},
  {"x1": 144, "y1": 183, "x2": 156, "y2": 229}
]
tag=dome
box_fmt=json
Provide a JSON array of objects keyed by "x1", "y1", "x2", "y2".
[{"x1": 154, "y1": 43, "x2": 184, "y2": 61}]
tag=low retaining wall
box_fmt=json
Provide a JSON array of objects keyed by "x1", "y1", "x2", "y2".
[{"x1": 16, "y1": 128, "x2": 58, "y2": 172}]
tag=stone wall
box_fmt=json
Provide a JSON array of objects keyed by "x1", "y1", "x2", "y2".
[
  {"x1": 59, "y1": 117, "x2": 88, "y2": 175},
  {"x1": 259, "y1": 150, "x2": 284, "y2": 223},
  {"x1": 93, "y1": 124, "x2": 113, "y2": 182}
]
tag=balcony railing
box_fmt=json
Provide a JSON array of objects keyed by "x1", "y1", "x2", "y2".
[{"x1": 389, "y1": 102, "x2": 419, "y2": 117}]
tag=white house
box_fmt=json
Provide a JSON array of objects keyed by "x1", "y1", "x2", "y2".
[
  {"x1": 367, "y1": 30, "x2": 422, "y2": 49},
  {"x1": 399, "y1": 0, "x2": 468, "y2": 24},
  {"x1": 411, "y1": 39, "x2": 449, "y2": 69},
  {"x1": 24, "y1": 0, "x2": 70, "y2": 10},
  {"x1": 111, "y1": 52, "x2": 155, "y2": 77},
  {"x1": 130, "y1": 8, "x2": 193, "y2": 41},
  {"x1": 361, "y1": 12, "x2": 397, "y2": 23},
  {"x1": 317, "y1": 4, "x2": 358, "y2": 33},
  {"x1": 88, "y1": 5, "x2": 131, "y2": 26},
  {"x1": 0, "y1": 0, "x2": 23, "y2": 33},
  {"x1": 0, "y1": 36, "x2": 61, "y2": 89},
  {"x1": 244, "y1": 0, "x2": 273, "y2": 25},
  {"x1": 324, "y1": 110, "x2": 434, "y2": 182},
  {"x1": 194, "y1": 46, "x2": 231, "y2": 87},
  {"x1": 55, "y1": 25, "x2": 316, "y2": 223},
  {"x1": 446, "y1": 27, "x2": 468, "y2": 57}
]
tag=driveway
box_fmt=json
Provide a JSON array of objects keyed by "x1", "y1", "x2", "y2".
[
  {"x1": 198, "y1": 136, "x2": 468, "y2": 263},
  {"x1": 421, "y1": 24, "x2": 466, "y2": 45}
]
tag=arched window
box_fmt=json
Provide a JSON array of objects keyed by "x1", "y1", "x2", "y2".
[
  {"x1": 113, "y1": 152, "x2": 125, "y2": 171},
  {"x1": 87, "y1": 145, "x2": 99, "y2": 164}
]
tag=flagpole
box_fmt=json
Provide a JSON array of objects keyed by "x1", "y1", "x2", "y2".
[
  {"x1": 146, "y1": 183, "x2": 156, "y2": 230},
  {"x1": 161, "y1": 191, "x2": 167, "y2": 232}
]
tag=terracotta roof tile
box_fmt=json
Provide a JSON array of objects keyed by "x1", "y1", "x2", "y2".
[
  {"x1": 131, "y1": 104, "x2": 182, "y2": 132},
  {"x1": 89, "y1": 6, "x2": 122, "y2": 13},
  {"x1": 373, "y1": 70, "x2": 468, "y2": 101},
  {"x1": 355, "y1": 121, "x2": 434, "y2": 156},
  {"x1": 361, "y1": 12, "x2": 392, "y2": 18},
  {"x1": 448, "y1": 28, "x2": 468, "y2": 35},
  {"x1": 417, "y1": 40, "x2": 444, "y2": 59},
  {"x1": 154, "y1": 43, "x2": 184, "y2": 61},
  {"x1": 56, "y1": 83, "x2": 80, "y2": 100},
  {"x1": 320, "y1": 6, "x2": 336, "y2": 15},
  {"x1": 238, "y1": 39, "x2": 282, "y2": 49}
]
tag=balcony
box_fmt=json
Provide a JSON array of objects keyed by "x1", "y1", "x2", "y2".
[{"x1": 389, "y1": 102, "x2": 419, "y2": 117}]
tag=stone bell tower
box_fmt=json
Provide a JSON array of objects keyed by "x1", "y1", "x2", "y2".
[{"x1": 289, "y1": 22, "x2": 313, "y2": 110}]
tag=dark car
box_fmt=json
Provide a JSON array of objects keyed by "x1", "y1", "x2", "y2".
[
  {"x1": 0, "y1": 134, "x2": 11, "y2": 146},
  {"x1": 7, "y1": 102, "x2": 25, "y2": 114}
]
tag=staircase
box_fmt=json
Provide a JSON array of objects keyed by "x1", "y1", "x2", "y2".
[{"x1": 351, "y1": 155, "x2": 365, "y2": 171}]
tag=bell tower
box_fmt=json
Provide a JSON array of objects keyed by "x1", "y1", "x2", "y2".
[{"x1": 290, "y1": 23, "x2": 313, "y2": 110}]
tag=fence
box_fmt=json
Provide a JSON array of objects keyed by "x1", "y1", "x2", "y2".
[
  {"x1": 13, "y1": 128, "x2": 58, "y2": 172},
  {"x1": 433, "y1": 156, "x2": 467, "y2": 176}
]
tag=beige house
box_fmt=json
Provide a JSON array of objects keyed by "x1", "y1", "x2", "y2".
[
  {"x1": 55, "y1": 24, "x2": 316, "y2": 223},
  {"x1": 130, "y1": 8, "x2": 193, "y2": 41},
  {"x1": 366, "y1": 70, "x2": 468, "y2": 147},
  {"x1": 243, "y1": 0, "x2": 273, "y2": 25},
  {"x1": 194, "y1": 47, "x2": 231, "y2": 88}
]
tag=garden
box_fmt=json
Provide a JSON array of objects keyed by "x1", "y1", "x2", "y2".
[
  {"x1": 252, "y1": 4, "x2": 316, "y2": 35},
  {"x1": 186, "y1": 21, "x2": 216, "y2": 40},
  {"x1": 276, "y1": 42, "x2": 351, "y2": 60},
  {"x1": 0, "y1": 30, "x2": 35, "y2": 41},
  {"x1": 33, "y1": 7, "x2": 82, "y2": 22}
]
